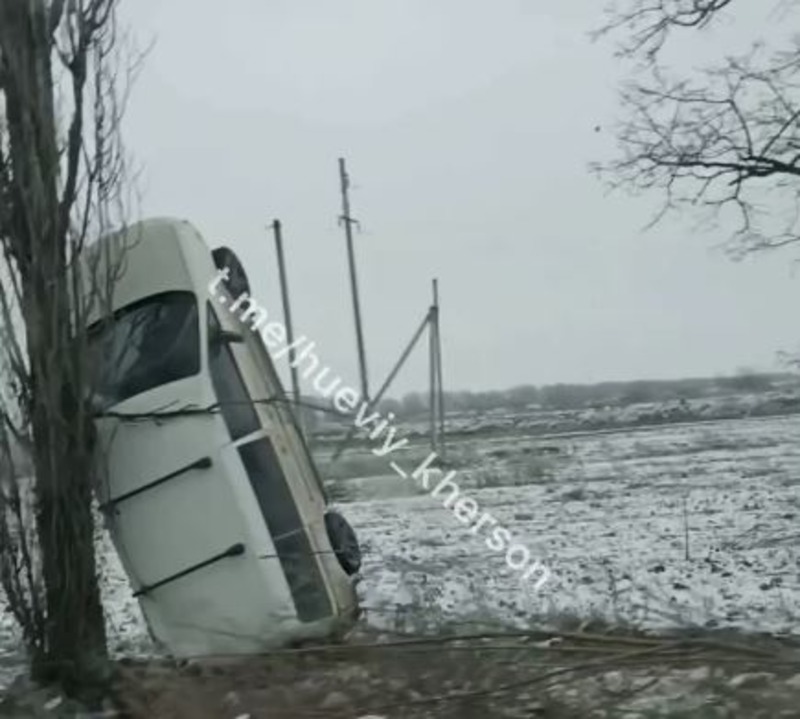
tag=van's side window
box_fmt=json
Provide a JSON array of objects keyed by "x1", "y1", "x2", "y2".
[{"x1": 207, "y1": 304, "x2": 260, "y2": 441}]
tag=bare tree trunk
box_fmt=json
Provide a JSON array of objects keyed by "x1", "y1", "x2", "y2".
[
  {"x1": 0, "y1": 0, "x2": 122, "y2": 700},
  {"x1": 29, "y1": 331, "x2": 108, "y2": 693}
]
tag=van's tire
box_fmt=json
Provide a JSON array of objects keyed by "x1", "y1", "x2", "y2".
[
  {"x1": 212, "y1": 246, "x2": 251, "y2": 298},
  {"x1": 324, "y1": 511, "x2": 362, "y2": 575}
]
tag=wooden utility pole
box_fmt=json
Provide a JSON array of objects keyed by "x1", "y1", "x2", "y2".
[
  {"x1": 428, "y1": 279, "x2": 446, "y2": 458},
  {"x1": 429, "y1": 291, "x2": 439, "y2": 455},
  {"x1": 271, "y1": 220, "x2": 303, "y2": 428},
  {"x1": 433, "y1": 279, "x2": 446, "y2": 459},
  {"x1": 338, "y1": 157, "x2": 370, "y2": 403}
]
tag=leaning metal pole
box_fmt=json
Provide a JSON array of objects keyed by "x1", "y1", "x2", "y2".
[{"x1": 332, "y1": 309, "x2": 432, "y2": 462}]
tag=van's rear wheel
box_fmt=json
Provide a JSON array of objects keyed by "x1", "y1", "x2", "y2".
[
  {"x1": 324, "y1": 511, "x2": 361, "y2": 575},
  {"x1": 212, "y1": 246, "x2": 251, "y2": 298}
]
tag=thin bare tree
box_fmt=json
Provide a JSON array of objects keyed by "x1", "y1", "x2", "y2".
[
  {"x1": 595, "y1": 1, "x2": 800, "y2": 256},
  {"x1": 0, "y1": 0, "x2": 135, "y2": 701}
]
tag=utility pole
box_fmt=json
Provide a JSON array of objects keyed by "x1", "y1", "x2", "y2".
[
  {"x1": 429, "y1": 279, "x2": 446, "y2": 458},
  {"x1": 433, "y1": 279, "x2": 446, "y2": 460},
  {"x1": 271, "y1": 220, "x2": 303, "y2": 431},
  {"x1": 338, "y1": 157, "x2": 370, "y2": 403},
  {"x1": 429, "y1": 289, "x2": 439, "y2": 455}
]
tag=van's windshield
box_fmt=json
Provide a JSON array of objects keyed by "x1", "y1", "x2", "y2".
[{"x1": 89, "y1": 291, "x2": 200, "y2": 410}]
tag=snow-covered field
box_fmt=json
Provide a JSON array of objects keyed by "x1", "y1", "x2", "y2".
[
  {"x1": 325, "y1": 414, "x2": 800, "y2": 634},
  {"x1": 2, "y1": 414, "x2": 799, "y2": 689}
]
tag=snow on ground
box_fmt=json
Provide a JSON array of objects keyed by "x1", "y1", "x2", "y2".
[
  {"x1": 335, "y1": 414, "x2": 800, "y2": 634},
  {"x1": 1, "y1": 414, "x2": 799, "y2": 689},
  {"x1": 365, "y1": 389, "x2": 800, "y2": 439}
]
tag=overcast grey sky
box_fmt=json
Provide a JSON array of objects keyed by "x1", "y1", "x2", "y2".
[{"x1": 121, "y1": 1, "x2": 799, "y2": 394}]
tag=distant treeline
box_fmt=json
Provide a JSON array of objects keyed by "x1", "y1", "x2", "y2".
[{"x1": 303, "y1": 371, "x2": 800, "y2": 425}]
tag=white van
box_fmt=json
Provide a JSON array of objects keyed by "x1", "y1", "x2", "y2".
[{"x1": 83, "y1": 217, "x2": 361, "y2": 657}]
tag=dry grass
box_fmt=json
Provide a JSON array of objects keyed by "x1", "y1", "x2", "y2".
[{"x1": 106, "y1": 628, "x2": 800, "y2": 719}]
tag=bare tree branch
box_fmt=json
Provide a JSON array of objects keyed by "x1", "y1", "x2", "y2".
[
  {"x1": 595, "y1": 0, "x2": 736, "y2": 60},
  {"x1": 595, "y1": 13, "x2": 800, "y2": 255}
]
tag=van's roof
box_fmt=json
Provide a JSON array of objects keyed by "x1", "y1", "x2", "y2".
[{"x1": 82, "y1": 217, "x2": 214, "y2": 325}]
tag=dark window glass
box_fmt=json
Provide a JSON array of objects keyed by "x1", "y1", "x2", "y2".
[
  {"x1": 207, "y1": 306, "x2": 260, "y2": 441},
  {"x1": 207, "y1": 305, "x2": 330, "y2": 620},
  {"x1": 89, "y1": 291, "x2": 200, "y2": 410},
  {"x1": 238, "y1": 438, "x2": 332, "y2": 622}
]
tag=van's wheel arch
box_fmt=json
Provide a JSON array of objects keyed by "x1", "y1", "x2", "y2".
[{"x1": 324, "y1": 511, "x2": 361, "y2": 576}]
